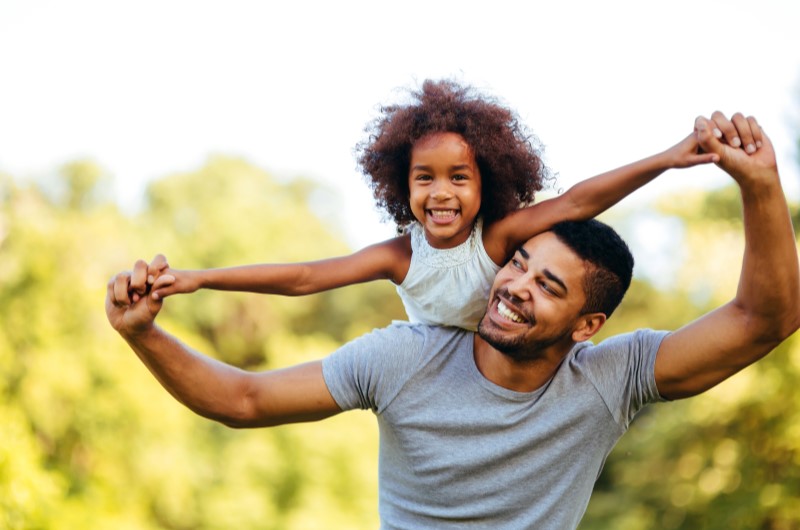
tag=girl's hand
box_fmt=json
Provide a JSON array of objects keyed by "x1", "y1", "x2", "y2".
[
  {"x1": 141, "y1": 254, "x2": 200, "y2": 301},
  {"x1": 664, "y1": 132, "x2": 720, "y2": 169}
]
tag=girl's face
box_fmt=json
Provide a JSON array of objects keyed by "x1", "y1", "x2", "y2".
[{"x1": 408, "y1": 132, "x2": 482, "y2": 249}]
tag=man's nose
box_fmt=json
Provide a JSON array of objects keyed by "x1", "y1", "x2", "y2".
[{"x1": 506, "y1": 273, "x2": 533, "y2": 302}]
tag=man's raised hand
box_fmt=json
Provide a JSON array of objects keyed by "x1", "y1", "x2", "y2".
[
  {"x1": 105, "y1": 257, "x2": 175, "y2": 336},
  {"x1": 695, "y1": 111, "x2": 776, "y2": 185}
]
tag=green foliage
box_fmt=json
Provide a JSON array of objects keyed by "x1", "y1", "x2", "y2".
[
  {"x1": 0, "y1": 159, "x2": 393, "y2": 529},
  {"x1": 2, "y1": 156, "x2": 799, "y2": 529},
  {"x1": 582, "y1": 186, "x2": 800, "y2": 530},
  {"x1": 140, "y1": 157, "x2": 404, "y2": 367}
]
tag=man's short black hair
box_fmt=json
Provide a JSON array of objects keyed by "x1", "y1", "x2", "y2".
[{"x1": 550, "y1": 219, "x2": 634, "y2": 317}]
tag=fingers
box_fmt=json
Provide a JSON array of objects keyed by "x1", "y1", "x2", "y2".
[
  {"x1": 707, "y1": 111, "x2": 763, "y2": 152},
  {"x1": 106, "y1": 257, "x2": 173, "y2": 332},
  {"x1": 676, "y1": 132, "x2": 719, "y2": 166},
  {"x1": 694, "y1": 115, "x2": 723, "y2": 156},
  {"x1": 697, "y1": 110, "x2": 778, "y2": 183},
  {"x1": 150, "y1": 274, "x2": 176, "y2": 301},
  {"x1": 129, "y1": 259, "x2": 149, "y2": 302},
  {"x1": 110, "y1": 272, "x2": 133, "y2": 306},
  {"x1": 710, "y1": 110, "x2": 741, "y2": 149},
  {"x1": 748, "y1": 115, "x2": 763, "y2": 150},
  {"x1": 697, "y1": 111, "x2": 766, "y2": 157},
  {"x1": 731, "y1": 113, "x2": 757, "y2": 154},
  {"x1": 110, "y1": 256, "x2": 168, "y2": 305},
  {"x1": 148, "y1": 254, "x2": 170, "y2": 285}
]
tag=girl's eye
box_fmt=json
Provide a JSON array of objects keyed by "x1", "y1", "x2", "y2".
[
  {"x1": 415, "y1": 174, "x2": 432, "y2": 181},
  {"x1": 452, "y1": 174, "x2": 467, "y2": 181}
]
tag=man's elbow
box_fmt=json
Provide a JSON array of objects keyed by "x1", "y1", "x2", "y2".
[
  {"x1": 193, "y1": 390, "x2": 267, "y2": 429},
  {"x1": 187, "y1": 406, "x2": 256, "y2": 429},
  {"x1": 219, "y1": 417, "x2": 259, "y2": 429},
  {"x1": 212, "y1": 408, "x2": 269, "y2": 430},
  {"x1": 220, "y1": 391, "x2": 273, "y2": 429},
  {"x1": 780, "y1": 305, "x2": 800, "y2": 341},
  {"x1": 754, "y1": 307, "x2": 800, "y2": 347},
  {"x1": 776, "y1": 290, "x2": 800, "y2": 340}
]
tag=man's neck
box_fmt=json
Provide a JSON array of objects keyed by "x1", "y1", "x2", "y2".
[{"x1": 472, "y1": 334, "x2": 573, "y2": 393}]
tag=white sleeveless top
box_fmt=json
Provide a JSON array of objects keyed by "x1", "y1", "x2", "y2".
[{"x1": 396, "y1": 219, "x2": 502, "y2": 330}]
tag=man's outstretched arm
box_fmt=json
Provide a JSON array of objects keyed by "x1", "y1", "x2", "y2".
[
  {"x1": 654, "y1": 112, "x2": 800, "y2": 400},
  {"x1": 106, "y1": 259, "x2": 342, "y2": 427}
]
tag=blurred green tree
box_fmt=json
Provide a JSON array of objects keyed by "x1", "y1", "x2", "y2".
[
  {"x1": 2, "y1": 150, "x2": 799, "y2": 529},
  {"x1": 581, "y1": 188, "x2": 800, "y2": 530},
  {"x1": 0, "y1": 158, "x2": 402, "y2": 529}
]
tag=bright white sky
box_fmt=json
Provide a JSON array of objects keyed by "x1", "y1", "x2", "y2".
[{"x1": 1, "y1": 0, "x2": 799, "y2": 250}]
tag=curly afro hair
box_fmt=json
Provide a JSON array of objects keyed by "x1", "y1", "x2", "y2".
[{"x1": 356, "y1": 79, "x2": 551, "y2": 227}]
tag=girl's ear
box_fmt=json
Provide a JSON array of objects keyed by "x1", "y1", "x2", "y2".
[{"x1": 571, "y1": 313, "x2": 607, "y2": 342}]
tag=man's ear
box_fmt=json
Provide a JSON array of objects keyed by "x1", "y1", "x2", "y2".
[{"x1": 571, "y1": 313, "x2": 607, "y2": 342}]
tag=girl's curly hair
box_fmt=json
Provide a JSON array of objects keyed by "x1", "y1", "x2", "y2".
[{"x1": 356, "y1": 79, "x2": 551, "y2": 227}]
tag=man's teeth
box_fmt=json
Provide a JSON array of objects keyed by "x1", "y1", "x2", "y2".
[{"x1": 498, "y1": 301, "x2": 525, "y2": 323}]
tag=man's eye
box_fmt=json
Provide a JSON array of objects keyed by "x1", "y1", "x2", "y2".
[{"x1": 511, "y1": 259, "x2": 523, "y2": 269}]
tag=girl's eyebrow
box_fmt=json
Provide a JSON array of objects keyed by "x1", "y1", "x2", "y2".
[{"x1": 410, "y1": 163, "x2": 474, "y2": 172}]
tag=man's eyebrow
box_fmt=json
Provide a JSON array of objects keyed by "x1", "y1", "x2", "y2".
[
  {"x1": 517, "y1": 247, "x2": 530, "y2": 259},
  {"x1": 543, "y1": 269, "x2": 568, "y2": 293}
]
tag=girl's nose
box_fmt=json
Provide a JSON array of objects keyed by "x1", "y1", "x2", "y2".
[{"x1": 431, "y1": 181, "x2": 453, "y2": 200}]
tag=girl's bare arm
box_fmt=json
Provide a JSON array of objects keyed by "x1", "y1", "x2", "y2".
[
  {"x1": 483, "y1": 132, "x2": 718, "y2": 264},
  {"x1": 150, "y1": 235, "x2": 412, "y2": 300}
]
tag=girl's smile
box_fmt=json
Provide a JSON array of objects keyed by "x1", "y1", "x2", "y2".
[{"x1": 408, "y1": 132, "x2": 482, "y2": 249}]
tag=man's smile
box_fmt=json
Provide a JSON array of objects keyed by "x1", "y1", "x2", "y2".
[{"x1": 497, "y1": 300, "x2": 526, "y2": 324}]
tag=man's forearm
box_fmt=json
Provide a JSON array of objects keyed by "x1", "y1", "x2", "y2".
[
  {"x1": 120, "y1": 324, "x2": 342, "y2": 428},
  {"x1": 122, "y1": 325, "x2": 253, "y2": 425},
  {"x1": 736, "y1": 171, "x2": 800, "y2": 340}
]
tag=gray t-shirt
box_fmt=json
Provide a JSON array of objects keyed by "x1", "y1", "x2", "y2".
[{"x1": 322, "y1": 324, "x2": 668, "y2": 529}]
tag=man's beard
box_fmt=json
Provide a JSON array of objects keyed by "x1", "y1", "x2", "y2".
[{"x1": 477, "y1": 311, "x2": 572, "y2": 363}]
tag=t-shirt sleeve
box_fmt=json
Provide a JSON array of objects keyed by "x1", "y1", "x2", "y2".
[
  {"x1": 322, "y1": 324, "x2": 428, "y2": 414},
  {"x1": 581, "y1": 328, "x2": 669, "y2": 428}
]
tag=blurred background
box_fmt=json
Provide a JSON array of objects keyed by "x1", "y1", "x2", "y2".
[{"x1": 1, "y1": 1, "x2": 800, "y2": 528}]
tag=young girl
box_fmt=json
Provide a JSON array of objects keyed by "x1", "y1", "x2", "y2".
[{"x1": 148, "y1": 79, "x2": 716, "y2": 330}]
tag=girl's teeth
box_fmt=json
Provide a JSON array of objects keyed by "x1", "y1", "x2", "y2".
[{"x1": 430, "y1": 210, "x2": 456, "y2": 218}]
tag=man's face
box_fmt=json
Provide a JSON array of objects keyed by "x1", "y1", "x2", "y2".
[{"x1": 478, "y1": 232, "x2": 590, "y2": 359}]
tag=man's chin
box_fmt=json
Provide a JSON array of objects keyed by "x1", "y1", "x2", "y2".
[
  {"x1": 477, "y1": 319, "x2": 528, "y2": 356},
  {"x1": 477, "y1": 318, "x2": 570, "y2": 362}
]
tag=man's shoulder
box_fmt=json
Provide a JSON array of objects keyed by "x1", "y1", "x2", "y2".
[
  {"x1": 367, "y1": 321, "x2": 468, "y2": 339},
  {"x1": 566, "y1": 329, "x2": 670, "y2": 424},
  {"x1": 337, "y1": 323, "x2": 471, "y2": 359},
  {"x1": 322, "y1": 324, "x2": 473, "y2": 412},
  {"x1": 573, "y1": 329, "x2": 671, "y2": 362}
]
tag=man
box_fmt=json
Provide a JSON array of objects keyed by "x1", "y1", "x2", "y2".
[{"x1": 107, "y1": 112, "x2": 800, "y2": 529}]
